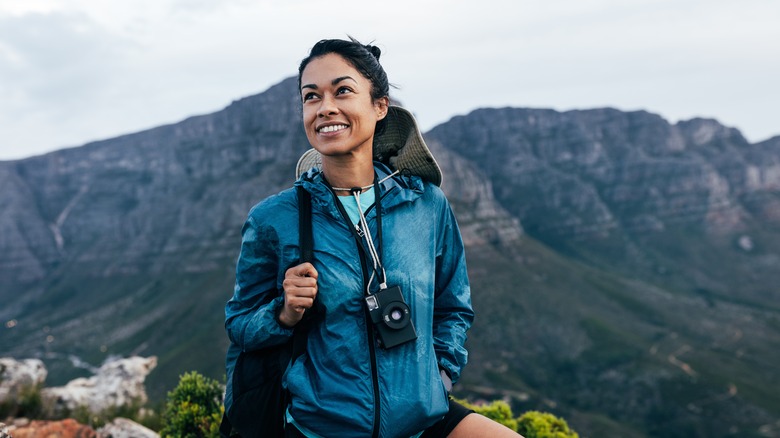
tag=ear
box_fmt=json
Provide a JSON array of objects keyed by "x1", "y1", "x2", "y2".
[{"x1": 375, "y1": 97, "x2": 389, "y2": 120}]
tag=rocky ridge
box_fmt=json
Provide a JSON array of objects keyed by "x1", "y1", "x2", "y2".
[
  {"x1": 0, "y1": 78, "x2": 519, "y2": 293},
  {"x1": 426, "y1": 108, "x2": 780, "y2": 239}
]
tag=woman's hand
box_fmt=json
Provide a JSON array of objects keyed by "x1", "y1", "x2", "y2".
[{"x1": 278, "y1": 262, "x2": 319, "y2": 328}]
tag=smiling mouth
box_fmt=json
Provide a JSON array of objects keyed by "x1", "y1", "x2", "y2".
[{"x1": 317, "y1": 124, "x2": 349, "y2": 133}]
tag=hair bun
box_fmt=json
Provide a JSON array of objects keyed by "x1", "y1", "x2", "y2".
[{"x1": 365, "y1": 44, "x2": 381, "y2": 61}]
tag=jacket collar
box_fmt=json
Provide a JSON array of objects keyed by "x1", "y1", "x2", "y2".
[{"x1": 296, "y1": 162, "x2": 425, "y2": 221}]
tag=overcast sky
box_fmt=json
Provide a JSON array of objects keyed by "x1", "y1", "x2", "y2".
[{"x1": 0, "y1": 0, "x2": 778, "y2": 160}]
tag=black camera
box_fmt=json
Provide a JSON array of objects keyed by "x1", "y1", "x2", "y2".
[{"x1": 365, "y1": 285, "x2": 417, "y2": 349}]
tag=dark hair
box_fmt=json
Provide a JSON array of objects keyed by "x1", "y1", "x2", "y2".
[{"x1": 298, "y1": 37, "x2": 390, "y2": 102}]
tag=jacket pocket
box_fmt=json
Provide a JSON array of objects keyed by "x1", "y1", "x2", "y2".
[
  {"x1": 232, "y1": 342, "x2": 290, "y2": 397},
  {"x1": 227, "y1": 344, "x2": 292, "y2": 437}
]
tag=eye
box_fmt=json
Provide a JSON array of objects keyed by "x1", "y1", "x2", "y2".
[
  {"x1": 336, "y1": 86, "x2": 354, "y2": 95},
  {"x1": 303, "y1": 92, "x2": 319, "y2": 102}
]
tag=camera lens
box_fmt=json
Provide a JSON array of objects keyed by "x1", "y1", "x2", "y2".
[{"x1": 382, "y1": 302, "x2": 410, "y2": 330}]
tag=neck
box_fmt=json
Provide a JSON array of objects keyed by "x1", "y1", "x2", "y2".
[{"x1": 321, "y1": 156, "x2": 374, "y2": 194}]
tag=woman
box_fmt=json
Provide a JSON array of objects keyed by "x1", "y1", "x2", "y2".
[{"x1": 225, "y1": 38, "x2": 521, "y2": 438}]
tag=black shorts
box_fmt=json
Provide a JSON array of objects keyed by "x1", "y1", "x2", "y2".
[
  {"x1": 421, "y1": 399, "x2": 474, "y2": 437},
  {"x1": 284, "y1": 399, "x2": 474, "y2": 437}
]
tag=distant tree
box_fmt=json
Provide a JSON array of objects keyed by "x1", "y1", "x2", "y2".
[{"x1": 160, "y1": 372, "x2": 223, "y2": 438}]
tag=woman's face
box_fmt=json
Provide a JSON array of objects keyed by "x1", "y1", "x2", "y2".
[{"x1": 300, "y1": 53, "x2": 388, "y2": 160}]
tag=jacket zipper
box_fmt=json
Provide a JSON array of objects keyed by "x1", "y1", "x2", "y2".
[
  {"x1": 359, "y1": 249, "x2": 382, "y2": 438},
  {"x1": 331, "y1": 189, "x2": 386, "y2": 438},
  {"x1": 366, "y1": 186, "x2": 397, "y2": 437}
]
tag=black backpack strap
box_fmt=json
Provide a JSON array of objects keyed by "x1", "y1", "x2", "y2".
[
  {"x1": 274, "y1": 186, "x2": 314, "y2": 435},
  {"x1": 221, "y1": 187, "x2": 316, "y2": 438},
  {"x1": 293, "y1": 185, "x2": 314, "y2": 360},
  {"x1": 297, "y1": 185, "x2": 314, "y2": 264},
  {"x1": 219, "y1": 414, "x2": 235, "y2": 438}
]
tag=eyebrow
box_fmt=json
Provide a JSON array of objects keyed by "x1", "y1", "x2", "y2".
[{"x1": 301, "y1": 76, "x2": 358, "y2": 91}]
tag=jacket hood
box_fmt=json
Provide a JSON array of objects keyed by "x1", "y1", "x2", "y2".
[{"x1": 295, "y1": 162, "x2": 425, "y2": 221}]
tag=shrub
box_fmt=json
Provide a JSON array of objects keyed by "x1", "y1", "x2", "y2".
[
  {"x1": 517, "y1": 410, "x2": 579, "y2": 438},
  {"x1": 0, "y1": 383, "x2": 44, "y2": 419},
  {"x1": 456, "y1": 398, "x2": 519, "y2": 430},
  {"x1": 160, "y1": 372, "x2": 223, "y2": 438},
  {"x1": 454, "y1": 398, "x2": 579, "y2": 437}
]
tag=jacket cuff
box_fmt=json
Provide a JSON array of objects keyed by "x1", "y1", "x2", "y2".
[
  {"x1": 273, "y1": 297, "x2": 295, "y2": 330},
  {"x1": 439, "y1": 366, "x2": 453, "y2": 392}
]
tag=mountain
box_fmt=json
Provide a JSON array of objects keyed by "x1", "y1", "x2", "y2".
[
  {"x1": 427, "y1": 109, "x2": 780, "y2": 437},
  {"x1": 1, "y1": 78, "x2": 779, "y2": 438}
]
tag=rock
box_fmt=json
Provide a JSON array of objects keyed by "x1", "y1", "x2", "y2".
[
  {"x1": 9, "y1": 419, "x2": 96, "y2": 438},
  {"x1": 11, "y1": 418, "x2": 31, "y2": 427},
  {"x1": 97, "y1": 418, "x2": 159, "y2": 438},
  {"x1": 42, "y1": 356, "x2": 156, "y2": 416},
  {"x1": 0, "y1": 358, "x2": 47, "y2": 403}
]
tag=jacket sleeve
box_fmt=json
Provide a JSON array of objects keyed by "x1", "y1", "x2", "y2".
[
  {"x1": 432, "y1": 200, "x2": 475, "y2": 384},
  {"x1": 225, "y1": 215, "x2": 293, "y2": 351}
]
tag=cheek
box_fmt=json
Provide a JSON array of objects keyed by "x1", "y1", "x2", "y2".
[
  {"x1": 302, "y1": 104, "x2": 315, "y2": 121},
  {"x1": 302, "y1": 107, "x2": 316, "y2": 131}
]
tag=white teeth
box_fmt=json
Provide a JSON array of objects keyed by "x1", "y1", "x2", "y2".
[{"x1": 319, "y1": 124, "x2": 348, "y2": 133}]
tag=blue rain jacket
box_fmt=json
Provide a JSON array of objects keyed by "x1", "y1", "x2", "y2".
[{"x1": 225, "y1": 163, "x2": 474, "y2": 437}]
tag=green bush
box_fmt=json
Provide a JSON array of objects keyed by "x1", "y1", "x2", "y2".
[
  {"x1": 456, "y1": 398, "x2": 519, "y2": 430},
  {"x1": 517, "y1": 410, "x2": 579, "y2": 438},
  {"x1": 0, "y1": 383, "x2": 44, "y2": 419},
  {"x1": 160, "y1": 372, "x2": 223, "y2": 438},
  {"x1": 455, "y1": 398, "x2": 578, "y2": 437}
]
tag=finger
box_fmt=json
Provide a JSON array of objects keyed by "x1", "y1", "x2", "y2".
[
  {"x1": 287, "y1": 262, "x2": 318, "y2": 280},
  {"x1": 283, "y1": 277, "x2": 318, "y2": 292},
  {"x1": 286, "y1": 286, "x2": 318, "y2": 300},
  {"x1": 288, "y1": 296, "x2": 315, "y2": 311}
]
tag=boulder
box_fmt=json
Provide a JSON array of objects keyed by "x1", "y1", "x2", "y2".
[
  {"x1": 97, "y1": 418, "x2": 159, "y2": 438},
  {"x1": 0, "y1": 358, "x2": 47, "y2": 403},
  {"x1": 42, "y1": 356, "x2": 157, "y2": 415}
]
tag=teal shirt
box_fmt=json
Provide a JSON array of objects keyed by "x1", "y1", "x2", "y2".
[{"x1": 336, "y1": 187, "x2": 375, "y2": 224}]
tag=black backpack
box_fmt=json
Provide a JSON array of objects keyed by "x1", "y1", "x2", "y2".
[{"x1": 221, "y1": 186, "x2": 315, "y2": 438}]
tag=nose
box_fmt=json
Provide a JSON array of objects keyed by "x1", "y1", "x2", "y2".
[{"x1": 317, "y1": 94, "x2": 338, "y2": 117}]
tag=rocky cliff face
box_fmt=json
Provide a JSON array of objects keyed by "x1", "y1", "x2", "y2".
[
  {"x1": 0, "y1": 78, "x2": 303, "y2": 289},
  {"x1": 0, "y1": 78, "x2": 519, "y2": 294},
  {"x1": 426, "y1": 108, "x2": 780, "y2": 238}
]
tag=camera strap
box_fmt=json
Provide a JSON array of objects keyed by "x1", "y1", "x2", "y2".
[{"x1": 328, "y1": 175, "x2": 387, "y2": 295}]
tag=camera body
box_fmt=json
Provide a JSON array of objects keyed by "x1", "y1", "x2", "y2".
[{"x1": 365, "y1": 285, "x2": 417, "y2": 349}]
